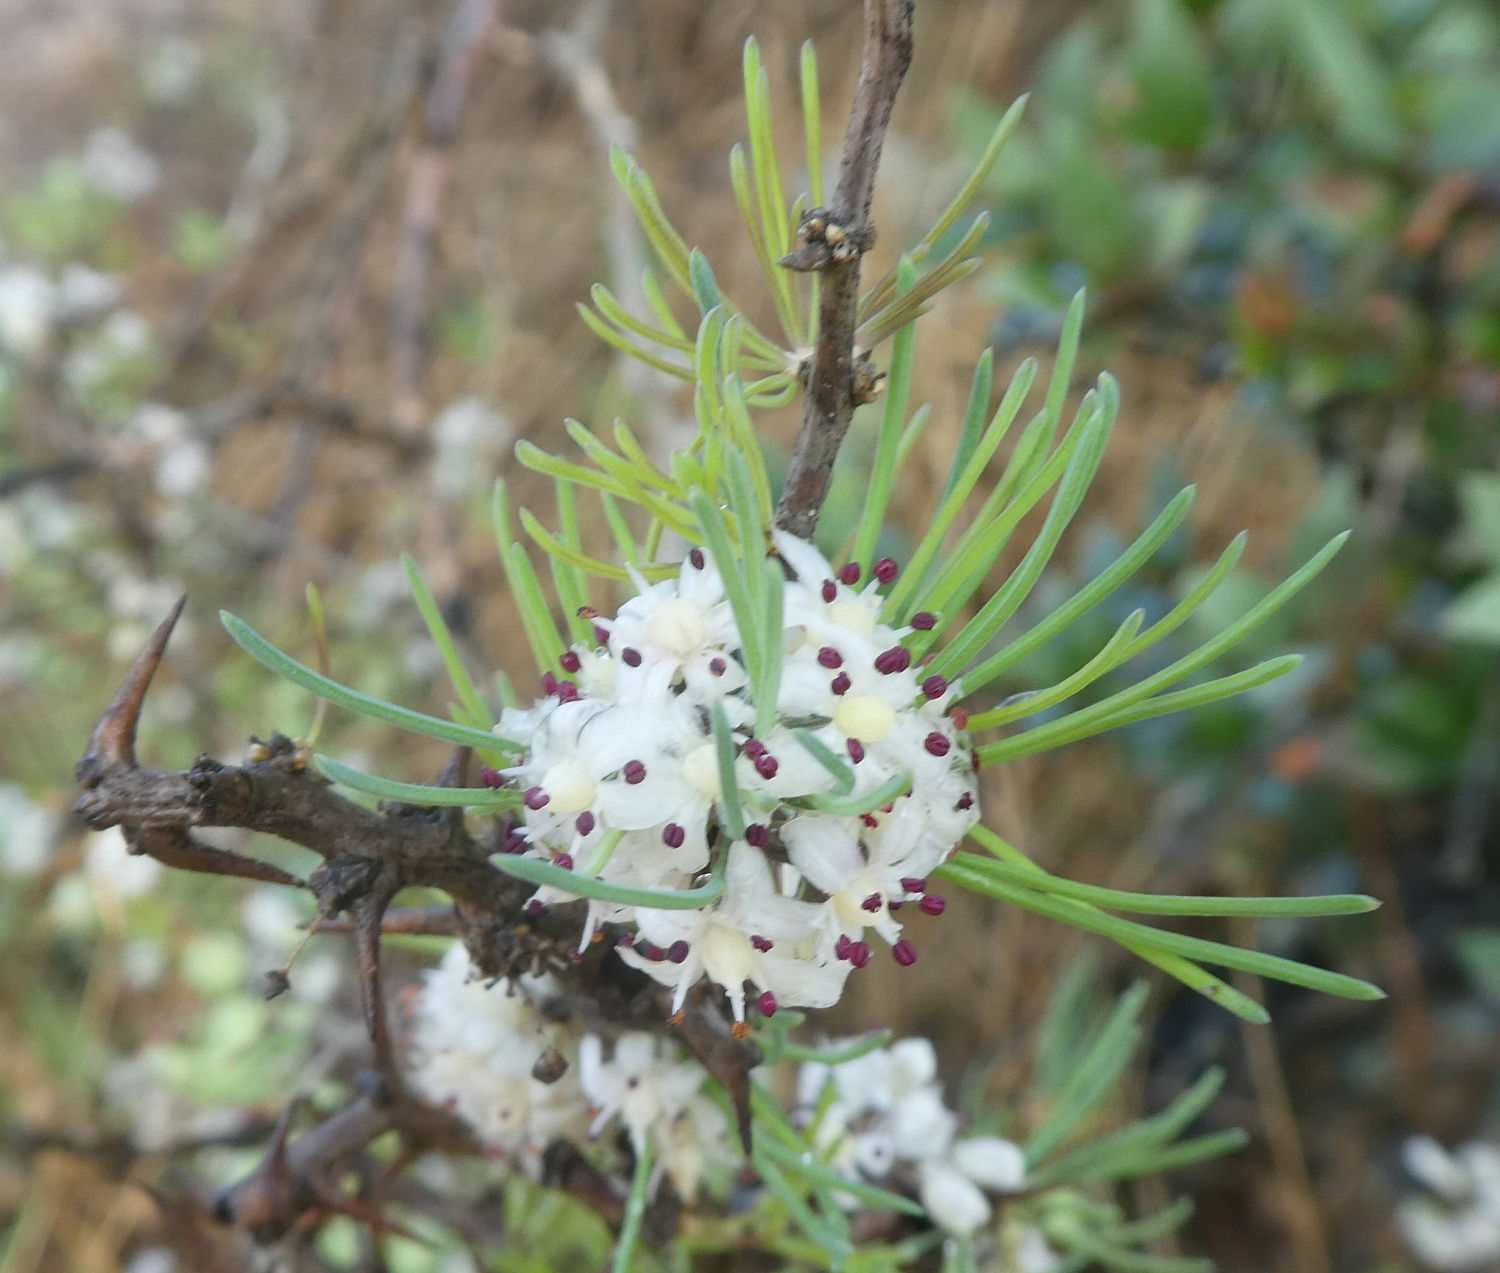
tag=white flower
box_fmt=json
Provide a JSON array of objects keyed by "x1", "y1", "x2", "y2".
[
  {"x1": 0, "y1": 784, "x2": 57, "y2": 876},
  {"x1": 1399, "y1": 1137, "x2": 1500, "y2": 1270},
  {"x1": 79, "y1": 127, "x2": 160, "y2": 202},
  {"x1": 0, "y1": 265, "x2": 56, "y2": 358},
  {"x1": 85, "y1": 826, "x2": 162, "y2": 901},
  {"x1": 918, "y1": 1137, "x2": 1028, "y2": 1236}
]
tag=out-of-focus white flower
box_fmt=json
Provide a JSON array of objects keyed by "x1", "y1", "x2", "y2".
[
  {"x1": 431, "y1": 397, "x2": 513, "y2": 499},
  {"x1": 579, "y1": 1031, "x2": 726, "y2": 1199},
  {"x1": 407, "y1": 944, "x2": 588, "y2": 1172},
  {"x1": 0, "y1": 265, "x2": 56, "y2": 358},
  {"x1": 80, "y1": 127, "x2": 160, "y2": 202},
  {"x1": 55, "y1": 263, "x2": 120, "y2": 320},
  {"x1": 121, "y1": 937, "x2": 168, "y2": 990},
  {"x1": 1399, "y1": 1136, "x2": 1500, "y2": 1270},
  {"x1": 124, "y1": 1248, "x2": 177, "y2": 1273},
  {"x1": 141, "y1": 36, "x2": 201, "y2": 104},
  {"x1": 0, "y1": 784, "x2": 58, "y2": 876},
  {"x1": 130, "y1": 403, "x2": 211, "y2": 499},
  {"x1": 85, "y1": 826, "x2": 162, "y2": 901},
  {"x1": 798, "y1": 1035, "x2": 1027, "y2": 1236}
]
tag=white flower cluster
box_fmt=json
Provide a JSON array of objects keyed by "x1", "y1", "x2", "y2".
[
  {"x1": 493, "y1": 532, "x2": 979, "y2": 1031},
  {"x1": 797, "y1": 1036, "x2": 1051, "y2": 1252},
  {"x1": 1398, "y1": 1136, "x2": 1500, "y2": 1270},
  {"x1": 408, "y1": 944, "x2": 726, "y2": 1197}
]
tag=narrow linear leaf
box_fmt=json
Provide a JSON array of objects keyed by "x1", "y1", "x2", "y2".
[
  {"x1": 491, "y1": 853, "x2": 726, "y2": 910},
  {"x1": 316, "y1": 756, "x2": 520, "y2": 808}
]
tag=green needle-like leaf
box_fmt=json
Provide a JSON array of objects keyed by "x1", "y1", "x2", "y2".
[
  {"x1": 491, "y1": 853, "x2": 726, "y2": 910},
  {"x1": 316, "y1": 755, "x2": 520, "y2": 808},
  {"x1": 222, "y1": 612, "x2": 523, "y2": 754},
  {"x1": 401, "y1": 553, "x2": 491, "y2": 731}
]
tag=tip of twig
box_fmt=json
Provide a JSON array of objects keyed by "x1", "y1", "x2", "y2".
[{"x1": 79, "y1": 594, "x2": 188, "y2": 779}]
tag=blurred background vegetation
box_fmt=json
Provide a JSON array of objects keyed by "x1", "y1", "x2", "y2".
[{"x1": 2, "y1": 0, "x2": 1498, "y2": 1270}]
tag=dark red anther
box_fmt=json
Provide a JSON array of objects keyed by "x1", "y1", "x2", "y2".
[
  {"x1": 875, "y1": 646, "x2": 911, "y2": 674},
  {"x1": 861, "y1": 813, "x2": 878, "y2": 828},
  {"x1": 754, "y1": 753, "x2": 779, "y2": 780},
  {"x1": 593, "y1": 624, "x2": 610, "y2": 645},
  {"x1": 900, "y1": 877, "x2": 927, "y2": 893},
  {"x1": 745, "y1": 823, "x2": 770, "y2": 847},
  {"x1": 557, "y1": 680, "x2": 580, "y2": 702},
  {"x1": 910, "y1": 611, "x2": 937, "y2": 631},
  {"x1": 568, "y1": 947, "x2": 585, "y2": 964},
  {"x1": 642, "y1": 943, "x2": 664, "y2": 961},
  {"x1": 839, "y1": 562, "x2": 862, "y2": 585},
  {"x1": 835, "y1": 934, "x2": 852, "y2": 961},
  {"x1": 972, "y1": 752, "x2": 982, "y2": 772},
  {"x1": 623, "y1": 760, "x2": 647, "y2": 785},
  {"x1": 662, "y1": 823, "x2": 685, "y2": 848},
  {"x1": 889, "y1": 900, "x2": 903, "y2": 912},
  {"x1": 830, "y1": 672, "x2": 852, "y2": 696},
  {"x1": 920, "y1": 894, "x2": 947, "y2": 916},
  {"x1": 689, "y1": 547, "x2": 706, "y2": 569},
  {"x1": 524, "y1": 899, "x2": 549, "y2": 917},
  {"x1": 709, "y1": 657, "x2": 727, "y2": 675},
  {"x1": 957, "y1": 792, "x2": 974, "y2": 810},
  {"x1": 576, "y1": 811, "x2": 596, "y2": 835},
  {"x1": 560, "y1": 650, "x2": 582, "y2": 673},
  {"x1": 741, "y1": 738, "x2": 766, "y2": 758},
  {"x1": 540, "y1": 672, "x2": 559, "y2": 696},
  {"x1": 667, "y1": 940, "x2": 690, "y2": 964},
  {"x1": 861, "y1": 892, "x2": 883, "y2": 913},
  {"x1": 622, "y1": 647, "x2": 642, "y2": 667},
  {"x1": 750, "y1": 934, "x2": 774, "y2": 952},
  {"x1": 524, "y1": 786, "x2": 549, "y2": 810},
  {"x1": 874, "y1": 557, "x2": 899, "y2": 584},
  {"x1": 847, "y1": 738, "x2": 865, "y2": 764},
  {"x1": 554, "y1": 853, "x2": 574, "y2": 871},
  {"x1": 817, "y1": 646, "x2": 843, "y2": 669},
  {"x1": 821, "y1": 579, "x2": 838, "y2": 603},
  {"x1": 922, "y1": 674, "x2": 949, "y2": 700},
  {"x1": 924, "y1": 732, "x2": 952, "y2": 757},
  {"x1": 757, "y1": 991, "x2": 778, "y2": 1017},
  {"x1": 480, "y1": 767, "x2": 504, "y2": 789},
  {"x1": 892, "y1": 940, "x2": 917, "y2": 966},
  {"x1": 849, "y1": 941, "x2": 872, "y2": 968}
]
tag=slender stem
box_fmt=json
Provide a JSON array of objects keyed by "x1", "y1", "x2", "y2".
[{"x1": 775, "y1": 0, "x2": 914, "y2": 538}]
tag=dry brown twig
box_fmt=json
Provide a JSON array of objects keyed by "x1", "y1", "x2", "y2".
[{"x1": 71, "y1": 0, "x2": 918, "y2": 1256}]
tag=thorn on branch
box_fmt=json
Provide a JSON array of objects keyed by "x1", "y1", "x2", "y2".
[{"x1": 77, "y1": 595, "x2": 187, "y2": 783}]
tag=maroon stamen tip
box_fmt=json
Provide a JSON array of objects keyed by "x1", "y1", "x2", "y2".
[
  {"x1": 709, "y1": 657, "x2": 727, "y2": 676},
  {"x1": 889, "y1": 900, "x2": 903, "y2": 912},
  {"x1": 541, "y1": 672, "x2": 559, "y2": 695},
  {"x1": 754, "y1": 753, "x2": 779, "y2": 779},
  {"x1": 834, "y1": 934, "x2": 853, "y2": 961},
  {"x1": 839, "y1": 562, "x2": 862, "y2": 585},
  {"x1": 911, "y1": 611, "x2": 937, "y2": 631},
  {"x1": 957, "y1": 793, "x2": 975, "y2": 810},
  {"x1": 757, "y1": 991, "x2": 778, "y2": 1017},
  {"x1": 576, "y1": 811, "x2": 596, "y2": 836},
  {"x1": 924, "y1": 732, "x2": 952, "y2": 757},
  {"x1": 900, "y1": 877, "x2": 927, "y2": 893},
  {"x1": 745, "y1": 823, "x2": 770, "y2": 847},
  {"x1": 741, "y1": 738, "x2": 766, "y2": 758},
  {"x1": 480, "y1": 767, "x2": 504, "y2": 789},
  {"x1": 593, "y1": 624, "x2": 610, "y2": 645},
  {"x1": 502, "y1": 834, "x2": 527, "y2": 855},
  {"x1": 689, "y1": 547, "x2": 706, "y2": 569},
  {"x1": 524, "y1": 899, "x2": 549, "y2": 917},
  {"x1": 830, "y1": 672, "x2": 851, "y2": 696},
  {"x1": 922, "y1": 674, "x2": 949, "y2": 700},
  {"x1": 919, "y1": 894, "x2": 947, "y2": 917},
  {"x1": 849, "y1": 941, "x2": 872, "y2": 968},
  {"x1": 860, "y1": 813, "x2": 879, "y2": 828},
  {"x1": 860, "y1": 892, "x2": 883, "y2": 913},
  {"x1": 554, "y1": 853, "x2": 574, "y2": 871},
  {"x1": 817, "y1": 646, "x2": 843, "y2": 669},
  {"x1": 524, "y1": 786, "x2": 549, "y2": 810},
  {"x1": 667, "y1": 940, "x2": 690, "y2": 964},
  {"x1": 622, "y1": 760, "x2": 647, "y2": 785},
  {"x1": 874, "y1": 557, "x2": 899, "y2": 584},
  {"x1": 568, "y1": 947, "x2": 585, "y2": 964},
  {"x1": 559, "y1": 650, "x2": 582, "y2": 673},
  {"x1": 558, "y1": 680, "x2": 580, "y2": 702},
  {"x1": 875, "y1": 647, "x2": 912, "y2": 674},
  {"x1": 821, "y1": 579, "x2": 838, "y2": 603},
  {"x1": 616, "y1": 932, "x2": 635, "y2": 948},
  {"x1": 892, "y1": 939, "x2": 917, "y2": 966},
  {"x1": 847, "y1": 738, "x2": 865, "y2": 764},
  {"x1": 750, "y1": 934, "x2": 774, "y2": 952},
  {"x1": 662, "y1": 823, "x2": 685, "y2": 848},
  {"x1": 642, "y1": 943, "x2": 664, "y2": 961}
]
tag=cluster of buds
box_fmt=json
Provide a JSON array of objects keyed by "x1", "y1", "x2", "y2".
[{"x1": 492, "y1": 532, "x2": 979, "y2": 1033}]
